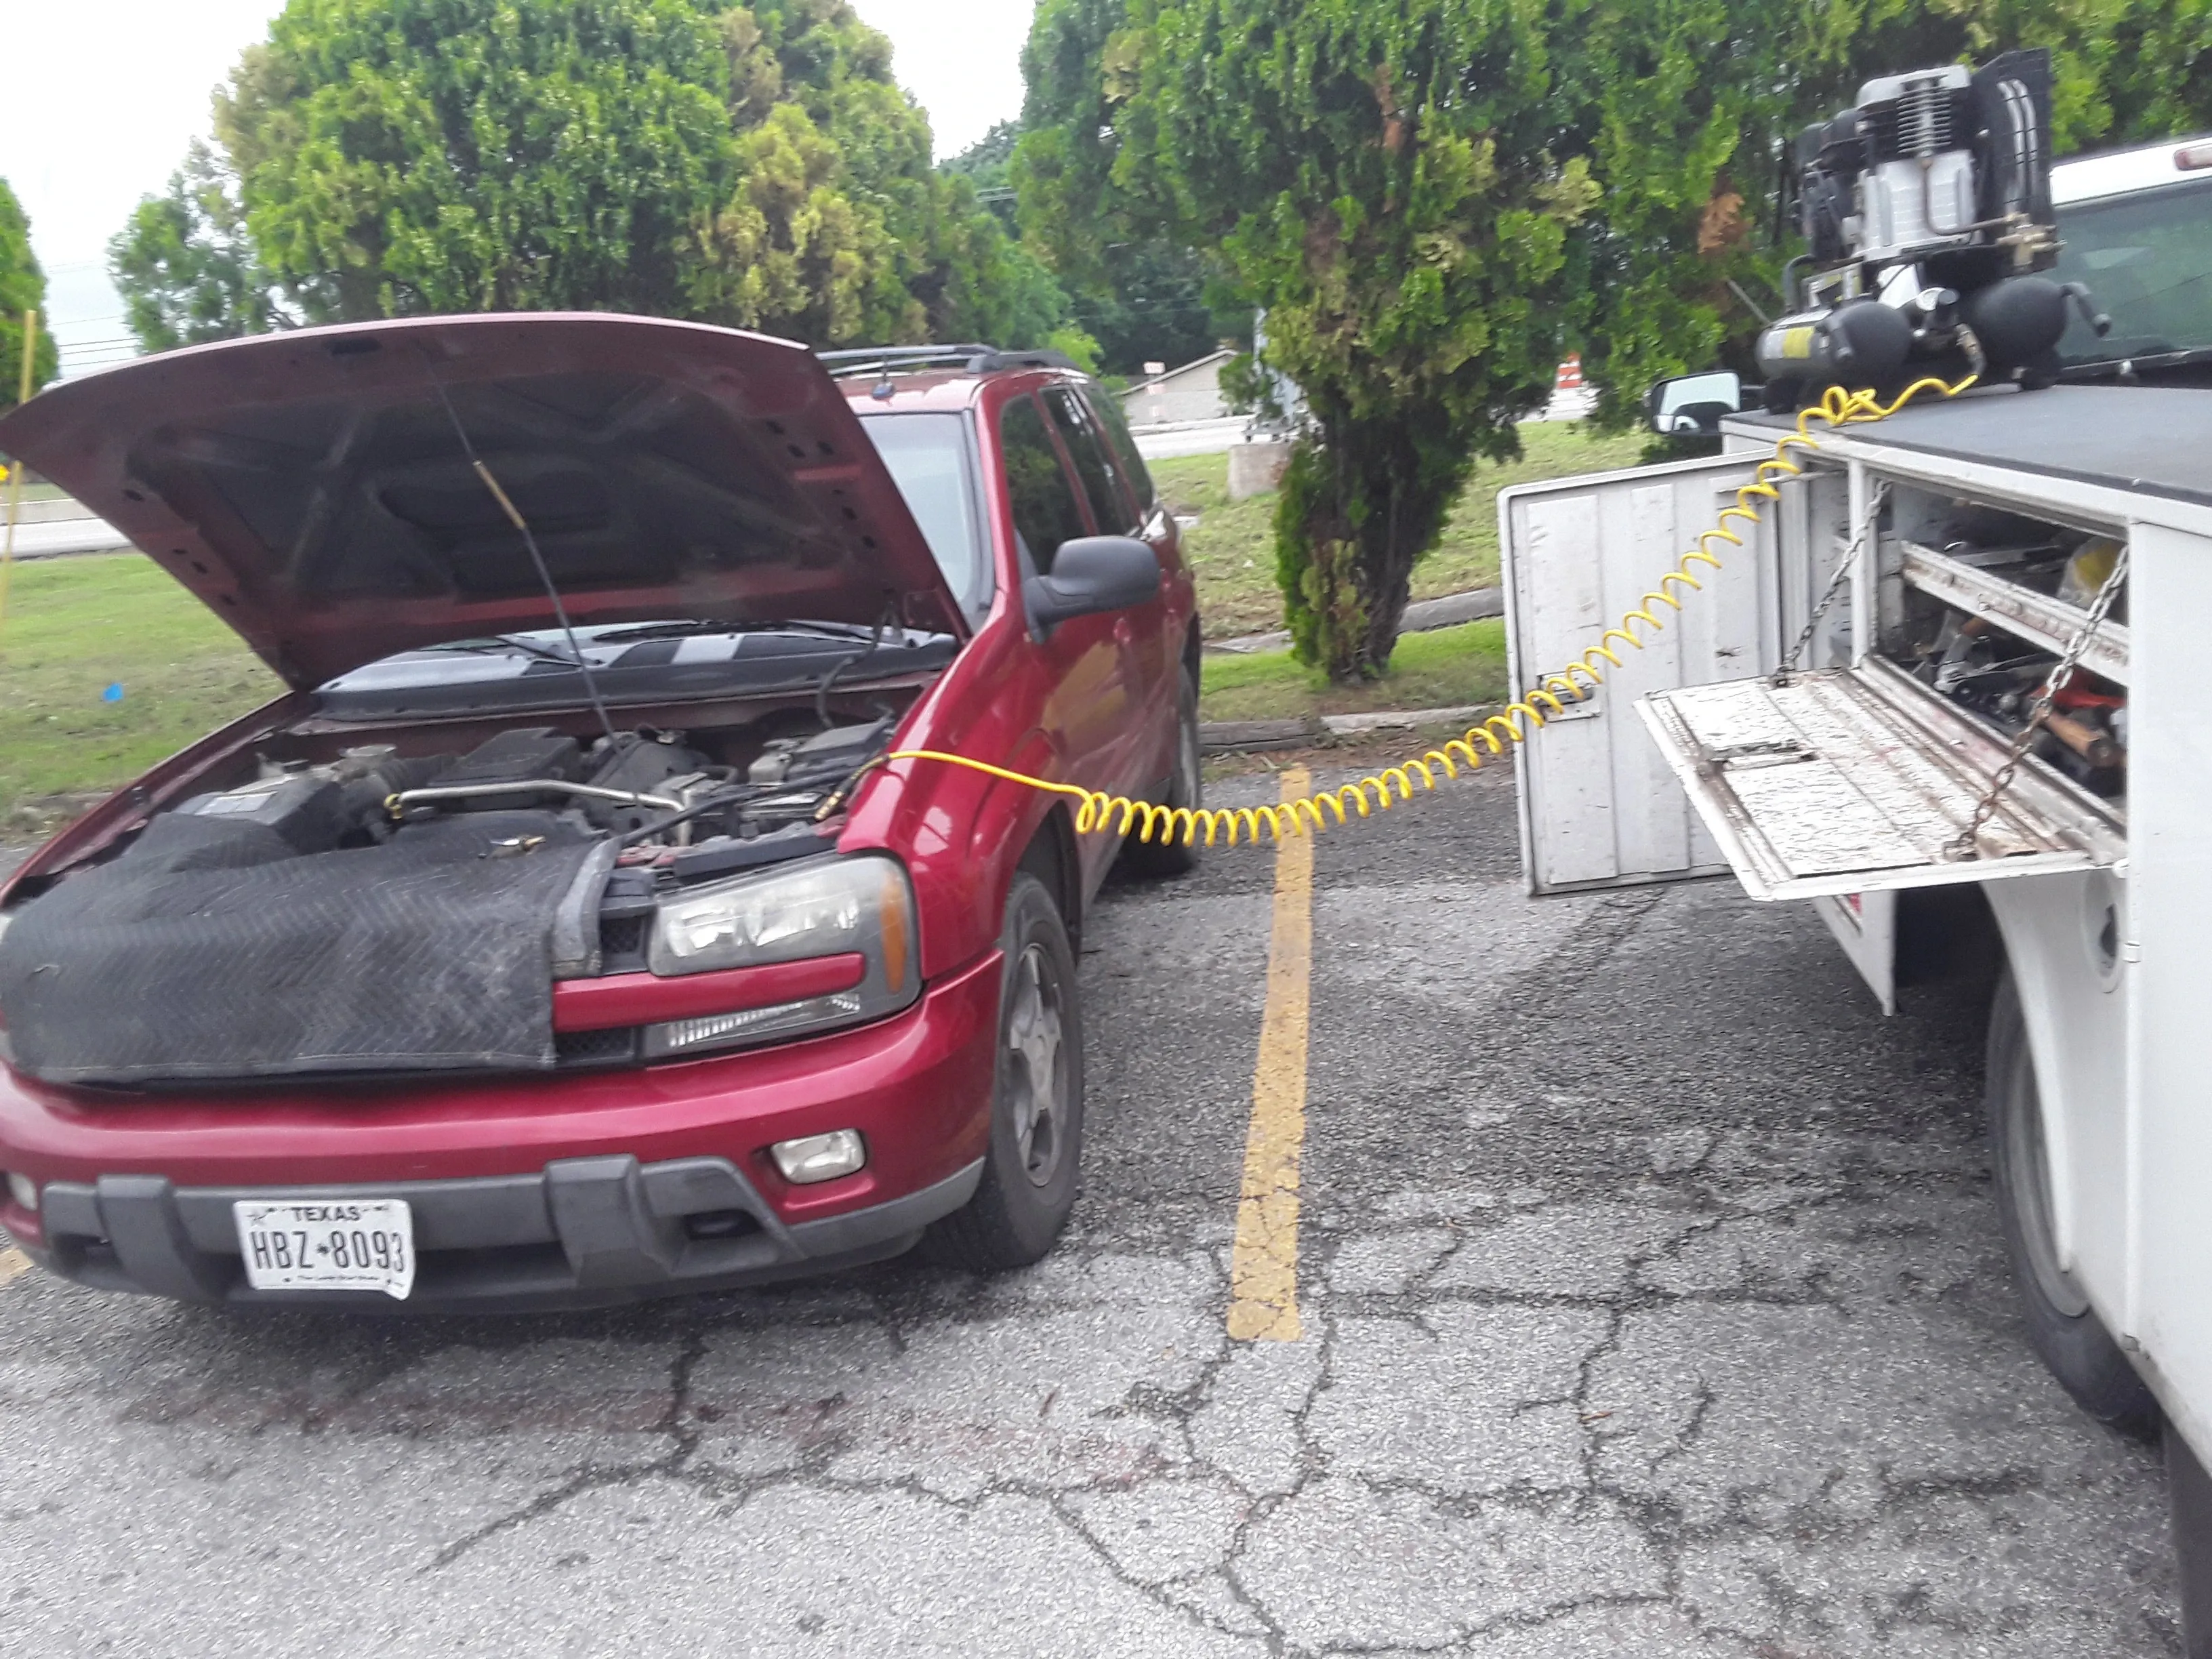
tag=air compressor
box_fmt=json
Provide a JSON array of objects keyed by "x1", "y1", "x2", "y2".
[{"x1": 1757, "y1": 48, "x2": 2109, "y2": 408}]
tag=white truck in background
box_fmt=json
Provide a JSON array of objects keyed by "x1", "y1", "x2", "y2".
[{"x1": 1503, "y1": 121, "x2": 2212, "y2": 1643}]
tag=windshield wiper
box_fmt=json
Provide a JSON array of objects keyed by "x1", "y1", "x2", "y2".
[{"x1": 426, "y1": 634, "x2": 587, "y2": 667}]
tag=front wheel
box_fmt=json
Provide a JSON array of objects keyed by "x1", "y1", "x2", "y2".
[
  {"x1": 923, "y1": 872, "x2": 1085, "y2": 1271},
  {"x1": 1987, "y1": 968, "x2": 2155, "y2": 1430},
  {"x1": 1118, "y1": 663, "x2": 1203, "y2": 878}
]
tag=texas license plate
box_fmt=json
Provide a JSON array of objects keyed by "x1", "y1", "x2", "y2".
[{"x1": 233, "y1": 1199, "x2": 415, "y2": 1299}]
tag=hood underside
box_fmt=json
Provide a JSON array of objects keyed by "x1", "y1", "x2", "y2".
[{"x1": 0, "y1": 314, "x2": 966, "y2": 687}]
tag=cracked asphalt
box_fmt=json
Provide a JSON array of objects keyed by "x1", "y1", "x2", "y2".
[{"x1": 0, "y1": 762, "x2": 2182, "y2": 1656}]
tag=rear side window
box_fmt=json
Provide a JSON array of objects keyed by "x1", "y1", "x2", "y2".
[
  {"x1": 1044, "y1": 385, "x2": 1138, "y2": 535},
  {"x1": 1085, "y1": 388, "x2": 1157, "y2": 515},
  {"x1": 1000, "y1": 394, "x2": 1090, "y2": 571}
]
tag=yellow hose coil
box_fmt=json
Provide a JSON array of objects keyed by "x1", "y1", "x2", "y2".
[{"x1": 884, "y1": 376, "x2": 1975, "y2": 848}]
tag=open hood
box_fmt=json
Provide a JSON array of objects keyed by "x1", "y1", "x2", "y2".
[{"x1": 0, "y1": 314, "x2": 966, "y2": 688}]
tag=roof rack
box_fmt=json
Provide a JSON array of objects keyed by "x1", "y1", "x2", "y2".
[{"x1": 815, "y1": 344, "x2": 1082, "y2": 379}]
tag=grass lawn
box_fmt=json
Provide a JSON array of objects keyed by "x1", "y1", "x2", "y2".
[
  {"x1": 1153, "y1": 420, "x2": 1648, "y2": 639},
  {"x1": 1199, "y1": 617, "x2": 1509, "y2": 723},
  {"x1": 0, "y1": 554, "x2": 280, "y2": 833}
]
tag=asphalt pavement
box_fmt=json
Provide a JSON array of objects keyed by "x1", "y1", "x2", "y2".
[{"x1": 0, "y1": 762, "x2": 2179, "y2": 1655}]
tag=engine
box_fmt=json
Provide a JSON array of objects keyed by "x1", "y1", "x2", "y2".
[
  {"x1": 166, "y1": 718, "x2": 895, "y2": 855},
  {"x1": 1758, "y1": 49, "x2": 2108, "y2": 405}
]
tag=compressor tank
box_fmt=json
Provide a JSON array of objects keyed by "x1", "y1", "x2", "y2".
[{"x1": 1755, "y1": 299, "x2": 1914, "y2": 392}]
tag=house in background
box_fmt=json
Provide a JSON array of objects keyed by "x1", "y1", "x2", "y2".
[{"x1": 1122, "y1": 348, "x2": 1237, "y2": 430}]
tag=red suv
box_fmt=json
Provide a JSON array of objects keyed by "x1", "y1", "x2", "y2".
[{"x1": 0, "y1": 315, "x2": 1202, "y2": 1310}]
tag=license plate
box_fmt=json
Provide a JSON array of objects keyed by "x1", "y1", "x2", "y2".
[{"x1": 233, "y1": 1199, "x2": 415, "y2": 1299}]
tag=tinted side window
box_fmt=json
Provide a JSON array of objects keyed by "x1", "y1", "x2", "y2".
[
  {"x1": 1044, "y1": 385, "x2": 1136, "y2": 535},
  {"x1": 1085, "y1": 387, "x2": 1157, "y2": 515},
  {"x1": 1000, "y1": 394, "x2": 1090, "y2": 572}
]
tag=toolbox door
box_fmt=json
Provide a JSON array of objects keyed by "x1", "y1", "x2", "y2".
[
  {"x1": 1633, "y1": 659, "x2": 2125, "y2": 902},
  {"x1": 1500, "y1": 453, "x2": 1791, "y2": 894}
]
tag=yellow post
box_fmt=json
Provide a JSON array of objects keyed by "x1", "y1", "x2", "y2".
[{"x1": 0, "y1": 306, "x2": 35, "y2": 645}]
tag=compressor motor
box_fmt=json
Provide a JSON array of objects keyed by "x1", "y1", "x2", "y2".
[{"x1": 1757, "y1": 48, "x2": 2108, "y2": 408}]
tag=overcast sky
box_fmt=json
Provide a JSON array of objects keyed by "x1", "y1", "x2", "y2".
[{"x1": 0, "y1": 0, "x2": 1035, "y2": 372}]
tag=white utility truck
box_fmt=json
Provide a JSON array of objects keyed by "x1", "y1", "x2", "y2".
[{"x1": 1501, "y1": 64, "x2": 2212, "y2": 1641}]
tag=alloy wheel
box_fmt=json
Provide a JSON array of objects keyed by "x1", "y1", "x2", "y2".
[{"x1": 1004, "y1": 941, "x2": 1068, "y2": 1188}]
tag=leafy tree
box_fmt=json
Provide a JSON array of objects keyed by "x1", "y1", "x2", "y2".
[
  {"x1": 1011, "y1": 0, "x2": 1214, "y2": 374},
  {"x1": 943, "y1": 120, "x2": 1023, "y2": 194},
  {"x1": 947, "y1": 114, "x2": 1188, "y2": 371},
  {"x1": 0, "y1": 179, "x2": 59, "y2": 411},
  {"x1": 1068, "y1": 0, "x2": 1597, "y2": 678},
  {"x1": 1069, "y1": 240, "x2": 1246, "y2": 375},
  {"x1": 213, "y1": 0, "x2": 735, "y2": 320},
  {"x1": 111, "y1": 0, "x2": 1092, "y2": 356},
  {"x1": 106, "y1": 142, "x2": 285, "y2": 351}
]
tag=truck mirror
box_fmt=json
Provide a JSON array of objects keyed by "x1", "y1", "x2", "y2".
[{"x1": 1646, "y1": 371, "x2": 1744, "y2": 438}]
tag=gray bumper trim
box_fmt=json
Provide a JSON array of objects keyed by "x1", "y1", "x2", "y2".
[{"x1": 34, "y1": 1155, "x2": 984, "y2": 1313}]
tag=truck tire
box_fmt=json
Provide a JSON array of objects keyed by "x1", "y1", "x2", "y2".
[
  {"x1": 1118, "y1": 663, "x2": 1203, "y2": 878},
  {"x1": 1986, "y1": 968, "x2": 2156, "y2": 1430},
  {"x1": 2169, "y1": 1427, "x2": 2212, "y2": 1658},
  {"x1": 923, "y1": 872, "x2": 1085, "y2": 1271}
]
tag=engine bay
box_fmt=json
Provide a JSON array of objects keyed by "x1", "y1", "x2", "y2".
[
  {"x1": 174, "y1": 713, "x2": 899, "y2": 865},
  {"x1": 0, "y1": 690, "x2": 925, "y2": 1090}
]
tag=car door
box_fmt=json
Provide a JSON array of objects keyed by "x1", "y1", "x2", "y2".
[
  {"x1": 1043, "y1": 384, "x2": 1173, "y2": 786},
  {"x1": 1080, "y1": 385, "x2": 1187, "y2": 779},
  {"x1": 997, "y1": 390, "x2": 1136, "y2": 887}
]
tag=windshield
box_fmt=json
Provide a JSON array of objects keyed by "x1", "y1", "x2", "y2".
[
  {"x1": 858, "y1": 413, "x2": 990, "y2": 613},
  {"x1": 2053, "y1": 177, "x2": 2212, "y2": 365}
]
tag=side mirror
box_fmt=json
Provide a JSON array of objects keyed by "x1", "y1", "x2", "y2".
[
  {"x1": 1025, "y1": 536, "x2": 1162, "y2": 633},
  {"x1": 1645, "y1": 370, "x2": 1745, "y2": 438}
]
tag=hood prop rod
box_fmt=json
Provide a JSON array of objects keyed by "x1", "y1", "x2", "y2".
[{"x1": 437, "y1": 386, "x2": 618, "y2": 750}]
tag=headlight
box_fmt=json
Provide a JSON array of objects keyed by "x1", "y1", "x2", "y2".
[{"x1": 641, "y1": 855, "x2": 918, "y2": 1059}]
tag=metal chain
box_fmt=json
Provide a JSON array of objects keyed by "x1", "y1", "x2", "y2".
[
  {"x1": 1776, "y1": 482, "x2": 1889, "y2": 683},
  {"x1": 1946, "y1": 543, "x2": 2131, "y2": 860}
]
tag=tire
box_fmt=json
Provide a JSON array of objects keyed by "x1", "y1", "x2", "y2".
[
  {"x1": 1987, "y1": 967, "x2": 2156, "y2": 1431},
  {"x1": 923, "y1": 872, "x2": 1085, "y2": 1271},
  {"x1": 2168, "y1": 1426, "x2": 2212, "y2": 1658},
  {"x1": 1118, "y1": 663, "x2": 1203, "y2": 878}
]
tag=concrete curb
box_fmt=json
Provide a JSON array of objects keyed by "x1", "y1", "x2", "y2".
[
  {"x1": 1206, "y1": 586, "x2": 1502, "y2": 655},
  {"x1": 1200, "y1": 703, "x2": 1498, "y2": 755}
]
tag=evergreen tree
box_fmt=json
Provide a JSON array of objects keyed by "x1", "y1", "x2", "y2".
[
  {"x1": 109, "y1": 0, "x2": 1092, "y2": 354},
  {"x1": 0, "y1": 179, "x2": 59, "y2": 411}
]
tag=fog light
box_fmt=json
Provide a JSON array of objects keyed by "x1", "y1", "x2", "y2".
[
  {"x1": 5, "y1": 1172, "x2": 36, "y2": 1212},
  {"x1": 771, "y1": 1130, "x2": 866, "y2": 1185}
]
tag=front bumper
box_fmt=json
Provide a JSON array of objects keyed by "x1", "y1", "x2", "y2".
[
  {"x1": 0, "y1": 951, "x2": 1003, "y2": 1309},
  {"x1": 22, "y1": 1152, "x2": 983, "y2": 1313}
]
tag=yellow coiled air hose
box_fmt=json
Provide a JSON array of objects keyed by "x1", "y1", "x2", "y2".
[{"x1": 877, "y1": 375, "x2": 1975, "y2": 848}]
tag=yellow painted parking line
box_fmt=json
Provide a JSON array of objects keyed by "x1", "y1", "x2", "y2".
[
  {"x1": 0, "y1": 1246, "x2": 32, "y2": 1288},
  {"x1": 1227, "y1": 765, "x2": 1313, "y2": 1343}
]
